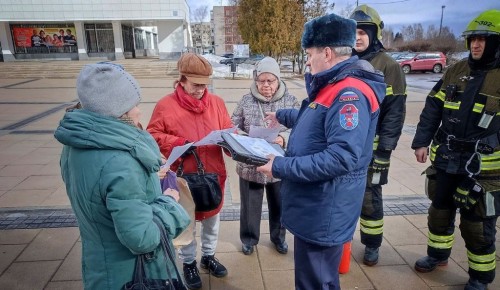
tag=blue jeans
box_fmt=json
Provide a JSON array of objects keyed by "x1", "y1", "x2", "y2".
[{"x1": 178, "y1": 213, "x2": 220, "y2": 264}]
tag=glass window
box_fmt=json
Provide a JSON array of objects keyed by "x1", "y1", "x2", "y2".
[{"x1": 85, "y1": 23, "x2": 114, "y2": 53}]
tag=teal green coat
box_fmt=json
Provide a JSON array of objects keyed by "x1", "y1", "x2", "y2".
[{"x1": 54, "y1": 109, "x2": 190, "y2": 290}]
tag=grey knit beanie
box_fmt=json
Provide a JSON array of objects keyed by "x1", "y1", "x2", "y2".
[
  {"x1": 254, "y1": 57, "x2": 281, "y2": 83},
  {"x1": 77, "y1": 63, "x2": 141, "y2": 118}
]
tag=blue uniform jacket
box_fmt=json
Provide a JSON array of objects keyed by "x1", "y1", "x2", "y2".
[{"x1": 272, "y1": 57, "x2": 386, "y2": 246}]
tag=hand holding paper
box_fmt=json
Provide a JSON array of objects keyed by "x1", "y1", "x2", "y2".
[
  {"x1": 263, "y1": 112, "x2": 280, "y2": 128},
  {"x1": 163, "y1": 142, "x2": 195, "y2": 169},
  {"x1": 249, "y1": 125, "x2": 280, "y2": 142},
  {"x1": 194, "y1": 127, "x2": 236, "y2": 146}
]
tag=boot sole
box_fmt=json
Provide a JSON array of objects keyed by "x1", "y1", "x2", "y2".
[
  {"x1": 363, "y1": 259, "x2": 378, "y2": 266},
  {"x1": 414, "y1": 260, "x2": 448, "y2": 273},
  {"x1": 186, "y1": 284, "x2": 202, "y2": 290},
  {"x1": 184, "y1": 279, "x2": 202, "y2": 290}
]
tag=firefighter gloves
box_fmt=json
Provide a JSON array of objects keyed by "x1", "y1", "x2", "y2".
[
  {"x1": 372, "y1": 157, "x2": 390, "y2": 172},
  {"x1": 453, "y1": 177, "x2": 484, "y2": 210}
]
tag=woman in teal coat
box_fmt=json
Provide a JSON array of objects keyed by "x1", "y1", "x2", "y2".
[{"x1": 54, "y1": 63, "x2": 190, "y2": 290}]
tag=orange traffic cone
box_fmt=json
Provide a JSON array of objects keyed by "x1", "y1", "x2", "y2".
[{"x1": 339, "y1": 241, "x2": 351, "y2": 274}]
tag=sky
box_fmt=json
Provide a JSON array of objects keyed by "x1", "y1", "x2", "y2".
[{"x1": 186, "y1": 0, "x2": 499, "y2": 37}]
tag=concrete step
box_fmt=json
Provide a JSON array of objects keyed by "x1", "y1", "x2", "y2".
[{"x1": 0, "y1": 59, "x2": 179, "y2": 79}]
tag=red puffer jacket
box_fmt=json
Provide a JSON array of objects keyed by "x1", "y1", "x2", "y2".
[{"x1": 147, "y1": 85, "x2": 234, "y2": 220}]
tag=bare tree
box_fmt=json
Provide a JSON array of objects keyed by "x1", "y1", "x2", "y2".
[
  {"x1": 304, "y1": 0, "x2": 329, "y2": 21},
  {"x1": 191, "y1": 6, "x2": 209, "y2": 54},
  {"x1": 426, "y1": 25, "x2": 439, "y2": 39},
  {"x1": 382, "y1": 28, "x2": 395, "y2": 49},
  {"x1": 338, "y1": 1, "x2": 355, "y2": 18},
  {"x1": 192, "y1": 5, "x2": 209, "y2": 23}
]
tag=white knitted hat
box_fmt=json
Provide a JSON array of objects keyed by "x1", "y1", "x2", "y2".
[{"x1": 254, "y1": 57, "x2": 281, "y2": 82}]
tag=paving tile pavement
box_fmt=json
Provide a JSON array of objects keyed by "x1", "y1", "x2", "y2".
[{"x1": 0, "y1": 60, "x2": 499, "y2": 289}]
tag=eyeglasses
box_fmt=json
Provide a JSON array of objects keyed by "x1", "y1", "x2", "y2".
[{"x1": 256, "y1": 79, "x2": 277, "y2": 85}]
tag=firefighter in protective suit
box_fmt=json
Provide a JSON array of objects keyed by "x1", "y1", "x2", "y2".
[
  {"x1": 350, "y1": 5, "x2": 407, "y2": 266},
  {"x1": 412, "y1": 10, "x2": 500, "y2": 290}
]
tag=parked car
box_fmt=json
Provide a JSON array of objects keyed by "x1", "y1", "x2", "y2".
[
  {"x1": 221, "y1": 53, "x2": 234, "y2": 59},
  {"x1": 398, "y1": 52, "x2": 446, "y2": 74},
  {"x1": 243, "y1": 54, "x2": 265, "y2": 65},
  {"x1": 219, "y1": 57, "x2": 248, "y2": 65},
  {"x1": 387, "y1": 51, "x2": 412, "y2": 61}
]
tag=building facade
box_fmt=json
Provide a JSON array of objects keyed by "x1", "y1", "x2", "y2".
[
  {"x1": 211, "y1": 6, "x2": 243, "y2": 56},
  {"x1": 0, "y1": 0, "x2": 192, "y2": 61},
  {"x1": 190, "y1": 22, "x2": 212, "y2": 54}
]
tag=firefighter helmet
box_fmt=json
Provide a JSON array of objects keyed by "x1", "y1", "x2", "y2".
[
  {"x1": 462, "y1": 10, "x2": 500, "y2": 49},
  {"x1": 350, "y1": 5, "x2": 385, "y2": 40}
]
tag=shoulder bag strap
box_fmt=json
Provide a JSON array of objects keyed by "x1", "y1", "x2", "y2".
[
  {"x1": 153, "y1": 217, "x2": 185, "y2": 287},
  {"x1": 177, "y1": 149, "x2": 204, "y2": 175}
]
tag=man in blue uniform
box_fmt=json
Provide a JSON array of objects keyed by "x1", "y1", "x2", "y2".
[{"x1": 257, "y1": 12, "x2": 386, "y2": 290}]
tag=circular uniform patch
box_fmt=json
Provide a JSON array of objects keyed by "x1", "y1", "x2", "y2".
[{"x1": 339, "y1": 104, "x2": 359, "y2": 130}]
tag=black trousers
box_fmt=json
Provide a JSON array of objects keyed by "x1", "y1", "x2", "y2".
[
  {"x1": 239, "y1": 177, "x2": 286, "y2": 246},
  {"x1": 360, "y1": 184, "x2": 384, "y2": 248},
  {"x1": 427, "y1": 169, "x2": 497, "y2": 283},
  {"x1": 294, "y1": 236, "x2": 342, "y2": 290}
]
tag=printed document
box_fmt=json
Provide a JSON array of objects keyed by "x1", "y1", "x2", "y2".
[{"x1": 225, "y1": 133, "x2": 284, "y2": 158}]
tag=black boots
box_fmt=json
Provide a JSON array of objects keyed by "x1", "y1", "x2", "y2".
[
  {"x1": 183, "y1": 261, "x2": 202, "y2": 290},
  {"x1": 274, "y1": 241, "x2": 288, "y2": 254},
  {"x1": 200, "y1": 255, "x2": 228, "y2": 278},
  {"x1": 464, "y1": 279, "x2": 487, "y2": 290},
  {"x1": 183, "y1": 256, "x2": 228, "y2": 289},
  {"x1": 363, "y1": 247, "x2": 379, "y2": 266},
  {"x1": 242, "y1": 244, "x2": 254, "y2": 255},
  {"x1": 414, "y1": 256, "x2": 448, "y2": 273}
]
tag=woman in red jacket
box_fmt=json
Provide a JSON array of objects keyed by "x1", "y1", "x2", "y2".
[{"x1": 147, "y1": 53, "x2": 233, "y2": 290}]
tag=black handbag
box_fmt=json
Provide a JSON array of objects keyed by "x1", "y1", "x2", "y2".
[
  {"x1": 176, "y1": 150, "x2": 223, "y2": 212},
  {"x1": 123, "y1": 218, "x2": 187, "y2": 290}
]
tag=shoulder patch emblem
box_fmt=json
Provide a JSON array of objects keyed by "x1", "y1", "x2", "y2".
[
  {"x1": 339, "y1": 104, "x2": 359, "y2": 130},
  {"x1": 308, "y1": 103, "x2": 317, "y2": 109},
  {"x1": 339, "y1": 91, "x2": 359, "y2": 102}
]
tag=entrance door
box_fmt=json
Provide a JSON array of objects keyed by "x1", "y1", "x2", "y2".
[{"x1": 122, "y1": 25, "x2": 135, "y2": 58}]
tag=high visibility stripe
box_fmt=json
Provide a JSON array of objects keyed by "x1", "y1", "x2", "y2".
[
  {"x1": 473, "y1": 103, "x2": 484, "y2": 113},
  {"x1": 430, "y1": 144, "x2": 439, "y2": 162},
  {"x1": 433, "y1": 91, "x2": 445, "y2": 102},
  {"x1": 374, "y1": 159, "x2": 390, "y2": 165},
  {"x1": 444, "y1": 101, "x2": 461, "y2": 110},
  {"x1": 386, "y1": 86, "x2": 393, "y2": 96},
  {"x1": 372, "y1": 135, "x2": 379, "y2": 150},
  {"x1": 480, "y1": 163, "x2": 500, "y2": 171},
  {"x1": 360, "y1": 218, "x2": 383, "y2": 235},
  {"x1": 467, "y1": 250, "x2": 496, "y2": 272},
  {"x1": 428, "y1": 231, "x2": 454, "y2": 249},
  {"x1": 480, "y1": 153, "x2": 500, "y2": 171},
  {"x1": 481, "y1": 152, "x2": 500, "y2": 160}
]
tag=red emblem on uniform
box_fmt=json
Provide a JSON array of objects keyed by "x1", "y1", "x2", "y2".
[{"x1": 339, "y1": 104, "x2": 359, "y2": 130}]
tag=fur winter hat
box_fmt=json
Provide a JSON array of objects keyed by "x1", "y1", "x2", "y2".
[
  {"x1": 254, "y1": 57, "x2": 281, "y2": 83},
  {"x1": 301, "y1": 13, "x2": 356, "y2": 49},
  {"x1": 77, "y1": 63, "x2": 141, "y2": 118},
  {"x1": 178, "y1": 53, "x2": 213, "y2": 84}
]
